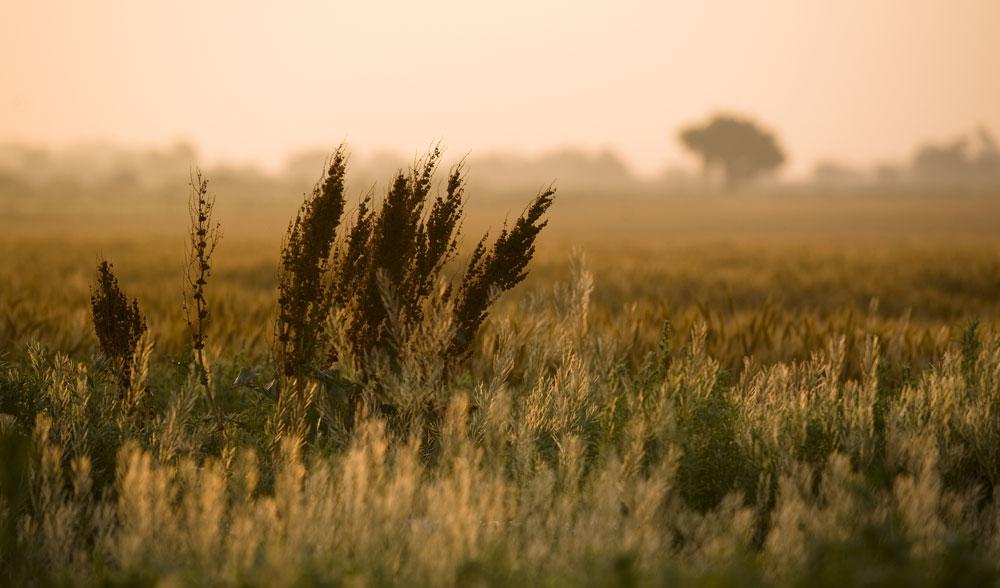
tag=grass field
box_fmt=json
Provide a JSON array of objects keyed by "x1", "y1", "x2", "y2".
[{"x1": 2, "y1": 183, "x2": 1000, "y2": 586}]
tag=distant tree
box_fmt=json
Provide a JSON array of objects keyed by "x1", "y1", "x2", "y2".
[{"x1": 679, "y1": 114, "x2": 785, "y2": 186}]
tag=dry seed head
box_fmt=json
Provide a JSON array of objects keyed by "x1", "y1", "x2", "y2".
[{"x1": 90, "y1": 260, "x2": 148, "y2": 395}]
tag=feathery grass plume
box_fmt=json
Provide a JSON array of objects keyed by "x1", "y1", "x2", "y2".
[
  {"x1": 329, "y1": 190, "x2": 374, "y2": 310},
  {"x1": 182, "y1": 170, "x2": 225, "y2": 439},
  {"x1": 450, "y1": 186, "x2": 555, "y2": 358},
  {"x1": 331, "y1": 148, "x2": 465, "y2": 367},
  {"x1": 274, "y1": 147, "x2": 348, "y2": 439},
  {"x1": 275, "y1": 146, "x2": 348, "y2": 378},
  {"x1": 121, "y1": 332, "x2": 153, "y2": 431},
  {"x1": 89, "y1": 261, "x2": 147, "y2": 407},
  {"x1": 327, "y1": 150, "x2": 552, "y2": 389},
  {"x1": 318, "y1": 152, "x2": 555, "y2": 442},
  {"x1": 271, "y1": 145, "x2": 553, "y2": 433}
]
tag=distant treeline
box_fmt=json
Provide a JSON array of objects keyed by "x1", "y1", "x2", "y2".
[
  {"x1": 1, "y1": 127, "x2": 999, "y2": 200},
  {"x1": 0, "y1": 143, "x2": 644, "y2": 199},
  {"x1": 814, "y1": 126, "x2": 1000, "y2": 188}
]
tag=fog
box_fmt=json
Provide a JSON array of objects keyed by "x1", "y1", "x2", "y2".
[
  {"x1": 3, "y1": 0, "x2": 999, "y2": 177},
  {"x1": 2, "y1": 126, "x2": 999, "y2": 201}
]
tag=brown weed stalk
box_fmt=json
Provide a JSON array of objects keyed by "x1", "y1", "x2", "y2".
[
  {"x1": 90, "y1": 261, "x2": 148, "y2": 412},
  {"x1": 331, "y1": 151, "x2": 555, "y2": 367},
  {"x1": 182, "y1": 170, "x2": 225, "y2": 438},
  {"x1": 330, "y1": 148, "x2": 464, "y2": 367},
  {"x1": 272, "y1": 144, "x2": 553, "y2": 432},
  {"x1": 273, "y1": 147, "x2": 348, "y2": 438},
  {"x1": 449, "y1": 186, "x2": 555, "y2": 359}
]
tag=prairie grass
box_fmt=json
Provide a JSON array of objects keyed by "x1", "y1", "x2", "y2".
[
  {"x1": 1, "y1": 182, "x2": 1000, "y2": 585},
  {"x1": 3, "y1": 264, "x2": 1000, "y2": 586}
]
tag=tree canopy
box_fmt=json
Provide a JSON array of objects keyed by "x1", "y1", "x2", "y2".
[{"x1": 680, "y1": 114, "x2": 785, "y2": 186}]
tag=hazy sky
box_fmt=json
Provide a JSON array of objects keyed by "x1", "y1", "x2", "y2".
[{"x1": 2, "y1": 0, "x2": 998, "y2": 176}]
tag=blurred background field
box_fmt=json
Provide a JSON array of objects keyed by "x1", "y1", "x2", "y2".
[{"x1": 3, "y1": 152, "x2": 999, "y2": 374}]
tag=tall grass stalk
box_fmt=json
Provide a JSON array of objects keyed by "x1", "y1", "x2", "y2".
[{"x1": 183, "y1": 170, "x2": 225, "y2": 440}]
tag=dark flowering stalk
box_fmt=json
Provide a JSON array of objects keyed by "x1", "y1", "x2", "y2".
[
  {"x1": 275, "y1": 144, "x2": 553, "y2": 432},
  {"x1": 90, "y1": 260, "x2": 147, "y2": 410},
  {"x1": 274, "y1": 147, "x2": 348, "y2": 441},
  {"x1": 183, "y1": 170, "x2": 225, "y2": 439},
  {"x1": 328, "y1": 150, "x2": 555, "y2": 369},
  {"x1": 450, "y1": 186, "x2": 555, "y2": 358}
]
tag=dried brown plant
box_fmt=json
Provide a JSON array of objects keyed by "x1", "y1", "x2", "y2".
[
  {"x1": 275, "y1": 147, "x2": 348, "y2": 379},
  {"x1": 90, "y1": 261, "x2": 147, "y2": 408},
  {"x1": 449, "y1": 186, "x2": 555, "y2": 358},
  {"x1": 273, "y1": 147, "x2": 348, "y2": 439},
  {"x1": 272, "y1": 144, "x2": 553, "y2": 436},
  {"x1": 182, "y1": 170, "x2": 225, "y2": 438},
  {"x1": 329, "y1": 148, "x2": 554, "y2": 372}
]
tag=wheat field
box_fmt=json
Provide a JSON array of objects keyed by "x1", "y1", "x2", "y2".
[{"x1": 2, "y1": 176, "x2": 1000, "y2": 587}]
